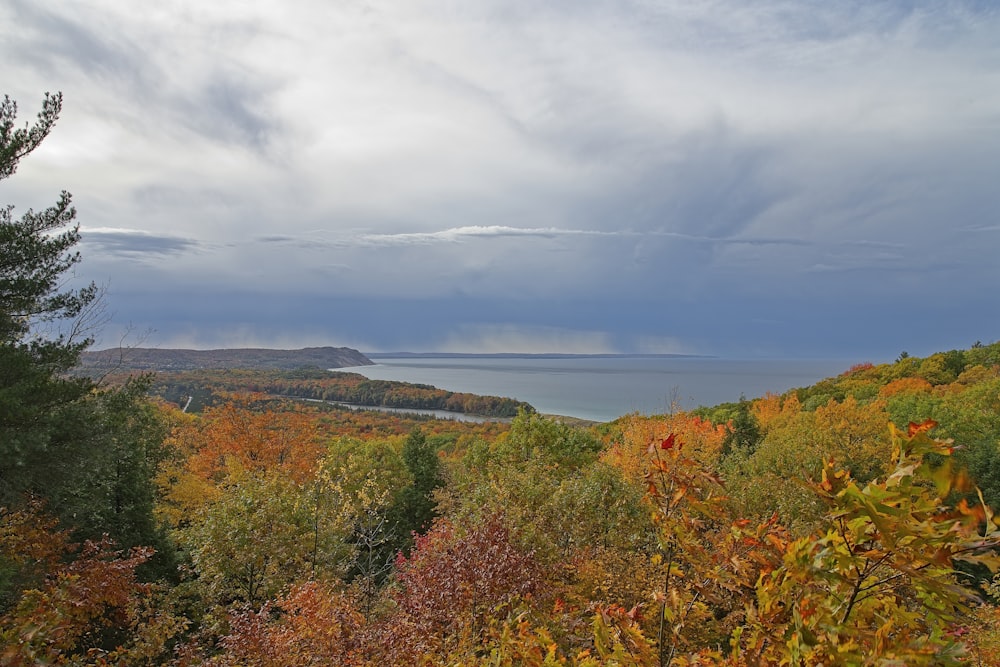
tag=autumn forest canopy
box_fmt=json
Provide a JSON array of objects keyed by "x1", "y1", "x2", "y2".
[{"x1": 6, "y1": 94, "x2": 1000, "y2": 665}]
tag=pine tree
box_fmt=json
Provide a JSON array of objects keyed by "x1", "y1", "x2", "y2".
[
  {"x1": 0, "y1": 92, "x2": 100, "y2": 507},
  {"x1": 0, "y1": 94, "x2": 171, "y2": 577},
  {"x1": 720, "y1": 394, "x2": 763, "y2": 458},
  {"x1": 395, "y1": 428, "x2": 442, "y2": 535}
]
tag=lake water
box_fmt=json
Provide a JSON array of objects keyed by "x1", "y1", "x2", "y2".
[
  {"x1": 332, "y1": 356, "x2": 851, "y2": 423},
  {"x1": 304, "y1": 398, "x2": 494, "y2": 423}
]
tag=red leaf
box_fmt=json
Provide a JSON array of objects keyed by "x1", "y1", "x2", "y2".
[{"x1": 661, "y1": 433, "x2": 677, "y2": 450}]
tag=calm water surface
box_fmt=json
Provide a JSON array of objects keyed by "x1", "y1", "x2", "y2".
[{"x1": 332, "y1": 356, "x2": 850, "y2": 422}]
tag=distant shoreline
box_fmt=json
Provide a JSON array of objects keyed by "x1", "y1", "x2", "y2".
[
  {"x1": 337, "y1": 356, "x2": 853, "y2": 422},
  {"x1": 364, "y1": 352, "x2": 713, "y2": 360}
]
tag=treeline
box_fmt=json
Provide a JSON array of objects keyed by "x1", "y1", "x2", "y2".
[
  {"x1": 685, "y1": 341, "x2": 1000, "y2": 525},
  {"x1": 699, "y1": 342, "x2": 998, "y2": 420},
  {"x1": 147, "y1": 368, "x2": 534, "y2": 418}
]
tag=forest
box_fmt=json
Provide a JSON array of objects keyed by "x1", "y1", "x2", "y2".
[
  {"x1": 140, "y1": 368, "x2": 535, "y2": 418},
  {"x1": 5, "y1": 94, "x2": 1000, "y2": 665}
]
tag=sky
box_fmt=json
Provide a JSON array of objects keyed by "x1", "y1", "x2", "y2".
[{"x1": 3, "y1": 0, "x2": 999, "y2": 359}]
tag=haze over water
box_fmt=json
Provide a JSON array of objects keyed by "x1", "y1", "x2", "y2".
[{"x1": 335, "y1": 356, "x2": 853, "y2": 422}]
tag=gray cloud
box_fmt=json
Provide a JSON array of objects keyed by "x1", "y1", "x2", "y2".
[
  {"x1": 960, "y1": 225, "x2": 1000, "y2": 233},
  {"x1": 176, "y1": 76, "x2": 279, "y2": 151},
  {"x1": 256, "y1": 235, "x2": 297, "y2": 243},
  {"x1": 353, "y1": 225, "x2": 898, "y2": 250},
  {"x1": 80, "y1": 228, "x2": 200, "y2": 257},
  {"x1": 5, "y1": 0, "x2": 151, "y2": 88},
  {"x1": 357, "y1": 225, "x2": 611, "y2": 245}
]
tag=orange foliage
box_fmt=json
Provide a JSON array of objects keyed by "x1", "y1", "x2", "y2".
[
  {"x1": 749, "y1": 391, "x2": 804, "y2": 432},
  {"x1": 966, "y1": 603, "x2": 1000, "y2": 665},
  {"x1": 811, "y1": 396, "x2": 892, "y2": 481},
  {"x1": 210, "y1": 582, "x2": 367, "y2": 666},
  {"x1": 780, "y1": 392, "x2": 801, "y2": 416},
  {"x1": 0, "y1": 499, "x2": 65, "y2": 580},
  {"x1": 313, "y1": 407, "x2": 510, "y2": 443},
  {"x1": 879, "y1": 376, "x2": 934, "y2": 398},
  {"x1": 0, "y1": 529, "x2": 166, "y2": 665},
  {"x1": 603, "y1": 413, "x2": 726, "y2": 484},
  {"x1": 182, "y1": 395, "x2": 323, "y2": 484},
  {"x1": 751, "y1": 392, "x2": 782, "y2": 430},
  {"x1": 641, "y1": 432, "x2": 788, "y2": 660}
]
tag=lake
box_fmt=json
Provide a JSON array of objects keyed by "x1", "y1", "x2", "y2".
[{"x1": 332, "y1": 356, "x2": 851, "y2": 423}]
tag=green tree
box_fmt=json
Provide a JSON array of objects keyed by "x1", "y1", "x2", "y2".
[
  {"x1": 354, "y1": 428, "x2": 444, "y2": 578},
  {"x1": 1, "y1": 92, "x2": 101, "y2": 510},
  {"x1": 182, "y1": 473, "x2": 314, "y2": 607},
  {"x1": 720, "y1": 395, "x2": 763, "y2": 458},
  {"x1": 394, "y1": 428, "x2": 442, "y2": 537},
  {"x1": 497, "y1": 409, "x2": 603, "y2": 469},
  {"x1": 56, "y1": 380, "x2": 177, "y2": 578},
  {"x1": 1, "y1": 93, "x2": 173, "y2": 591},
  {"x1": 445, "y1": 413, "x2": 603, "y2": 550}
]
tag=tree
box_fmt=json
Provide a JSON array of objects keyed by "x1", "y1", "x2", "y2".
[
  {"x1": 444, "y1": 414, "x2": 610, "y2": 564},
  {"x1": 180, "y1": 396, "x2": 323, "y2": 485},
  {"x1": 742, "y1": 421, "x2": 1000, "y2": 665},
  {"x1": 343, "y1": 428, "x2": 443, "y2": 586},
  {"x1": 1, "y1": 93, "x2": 173, "y2": 596},
  {"x1": 389, "y1": 428, "x2": 442, "y2": 545},
  {"x1": 182, "y1": 473, "x2": 315, "y2": 607},
  {"x1": 1, "y1": 91, "x2": 101, "y2": 511},
  {"x1": 0, "y1": 505, "x2": 185, "y2": 665},
  {"x1": 630, "y1": 421, "x2": 1000, "y2": 666},
  {"x1": 55, "y1": 379, "x2": 178, "y2": 578},
  {"x1": 719, "y1": 395, "x2": 763, "y2": 458},
  {"x1": 382, "y1": 513, "x2": 542, "y2": 663},
  {"x1": 210, "y1": 582, "x2": 367, "y2": 667}
]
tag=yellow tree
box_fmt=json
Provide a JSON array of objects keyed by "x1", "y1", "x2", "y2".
[{"x1": 811, "y1": 396, "x2": 892, "y2": 482}]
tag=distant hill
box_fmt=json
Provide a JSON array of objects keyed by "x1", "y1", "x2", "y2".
[{"x1": 78, "y1": 346, "x2": 373, "y2": 372}]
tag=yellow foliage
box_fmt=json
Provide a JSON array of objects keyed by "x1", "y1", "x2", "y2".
[
  {"x1": 812, "y1": 396, "x2": 892, "y2": 482},
  {"x1": 155, "y1": 462, "x2": 221, "y2": 529},
  {"x1": 752, "y1": 392, "x2": 783, "y2": 430},
  {"x1": 956, "y1": 364, "x2": 1000, "y2": 385},
  {"x1": 567, "y1": 546, "x2": 661, "y2": 613}
]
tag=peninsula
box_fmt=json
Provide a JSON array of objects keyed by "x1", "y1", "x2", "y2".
[{"x1": 78, "y1": 346, "x2": 373, "y2": 372}]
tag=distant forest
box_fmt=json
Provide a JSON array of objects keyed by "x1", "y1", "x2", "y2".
[
  {"x1": 147, "y1": 367, "x2": 534, "y2": 418},
  {"x1": 78, "y1": 345, "x2": 373, "y2": 372}
]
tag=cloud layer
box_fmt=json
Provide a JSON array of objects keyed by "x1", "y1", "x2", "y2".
[{"x1": 3, "y1": 0, "x2": 998, "y2": 357}]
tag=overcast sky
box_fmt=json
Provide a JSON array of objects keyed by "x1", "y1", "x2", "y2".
[{"x1": 3, "y1": 0, "x2": 998, "y2": 358}]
